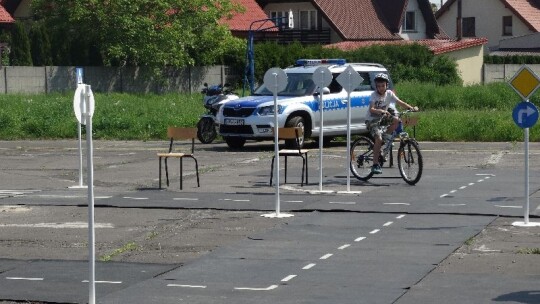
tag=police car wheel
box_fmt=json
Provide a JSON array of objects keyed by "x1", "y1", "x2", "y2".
[{"x1": 285, "y1": 116, "x2": 305, "y2": 149}]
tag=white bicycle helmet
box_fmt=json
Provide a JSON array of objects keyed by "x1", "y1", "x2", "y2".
[{"x1": 374, "y1": 73, "x2": 389, "y2": 83}]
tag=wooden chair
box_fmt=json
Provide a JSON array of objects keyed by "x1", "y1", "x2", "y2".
[
  {"x1": 157, "y1": 127, "x2": 200, "y2": 190},
  {"x1": 270, "y1": 127, "x2": 309, "y2": 186}
]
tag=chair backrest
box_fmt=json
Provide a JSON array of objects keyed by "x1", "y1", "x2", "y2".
[
  {"x1": 166, "y1": 127, "x2": 197, "y2": 153},
  {"x1": 402, "y1": 116, "x2": 419, "y2": 127},
  {"x1": 167, "y1": 127, "x2": 197, "y2": 140},
  {"x1": 272, "y1": 127, "x2": 303, "y2": 150}
]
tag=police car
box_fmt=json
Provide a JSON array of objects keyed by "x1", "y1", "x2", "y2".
[{"x1": 216, "y1": 59, "x2": 393, "y2": 149}]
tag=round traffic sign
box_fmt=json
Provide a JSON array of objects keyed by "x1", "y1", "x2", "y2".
[
  {"x1": 263, "y1": 68, "x2": 288, "y2": 94},
  {"x1": 73, "y1": 85, "x2": 95, "y2": 125},
  {"x1": 512, "y1": 101, "x2": 539, "y2": 128},
  {"x1": 312, "y1": 66, "x2": 332, "y2": 90}
]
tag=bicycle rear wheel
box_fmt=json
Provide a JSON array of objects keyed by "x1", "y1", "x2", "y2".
[
  {"x1": 397, "y1": 140, "x2": 423, "y2": 185},
  {"x1": 350, "y1": 136, "x2": 374, "y2": 181}
]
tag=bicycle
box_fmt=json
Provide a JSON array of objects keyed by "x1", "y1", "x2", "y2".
[{"x1": 349, "y1": 110, "x2": 423, "y2": 185}]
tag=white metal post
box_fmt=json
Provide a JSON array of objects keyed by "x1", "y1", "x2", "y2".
[
  {"x1": 524, "y1": 125, "x2": 530, "y2": 225},
  {"x1": 85, "y1": 85, "x2": 96, "y2": 304},
  {"x1": 318, "y1": 88, "x2": 324, "y2": 191}
]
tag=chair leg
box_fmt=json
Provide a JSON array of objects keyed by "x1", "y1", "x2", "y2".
[
  {"x1": 165, "y1": 158, "x2": 170, "y2": 187},
  {"x1": 305, "y1": 153, "x2": 309, "y2": 185},
  {"x1": 284, "y1": 156, "x2": 288, "y2": 184},
  {"x1": 189, "y1": 156, "x2": 200, "y2": 188},
  {"x1": 270, "y1": 156, "x2": 275, "y2": 186},
  {"x1": 180, "y1": 158, "x2": 183, "y2": 190},
  {"x1": 301, "y1": 156, "x2": 305, "y2": 187},
  {"x1": 158, "y1": 157, "x2": 162, "y2": 189}
]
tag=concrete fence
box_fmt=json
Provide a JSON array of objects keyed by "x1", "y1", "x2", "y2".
[
  {"x1": 483, "y1": 64, "x2": 540, "y2": 84},
  {"x1": 0, "y1": 65, "x2": 240, "y2": 94}
]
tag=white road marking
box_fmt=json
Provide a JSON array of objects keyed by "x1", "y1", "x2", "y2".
[
  {"x1": 476, "y1": 174, "x2": 496, "y2": 177},
  {"x1": 173, "y1": 198, "x2": 199, "y2": 201},
  {"x1": 459, "y1": 186, "x2": 467, "y2": 190},
  {"x1": 0, "y1": 222, "x2": 114, "y2": 229},
  {"x1": 6, "y1": 277, "x2": 43, "y2": 281},
  {"x1": 234, "y1": 285, "x2": 278, "y2": 291},
  {"x1": 233, "y1": 199, "x2": 250, "y2": 202},
  {"x1": 494, "y1": 205, "x2": 522, "y2": 209},
  {"x1": 285, "y1": 200, "x2": 304, "y2": 203},
  {"x1": 302, "y1": 263, "x2": 316, "y2": 270},
  {"x1": 354, "y1": 237, "x2": 366, "y2": 242},
  {"x1": 329, "y1": 201, "x2": 356, "y2": 205},
  {"x1": 123, "y1": 197, "x2": 148, "y2": 200},
  {"x1": 468, "y1": 183, "x2": 474, "y2": 186},
  {"x1": 438, "y1": 203, "x2": 466, "y2": 206},
  {"x1": 82, "y1": 280, "x2": 122, "y2": 284},
  {"x1": 486, "y1": 152, "x2": 503, "y2": 165},
  {"x1": 369, "y1": 229, "x2": 380, "y2": 234},
  {"x1": 396, "y1": 214, "x2": 406, "y2": 219},
  {"x1": 384, "y1": 202, "x2": 410, "y2": 205},
  {"x1": 281, "y1": 275, "x2": 297, "y2": 282},
  {"x1": 338, "y1": 244, "x2": 350, "y2": 250},
  {"x1": 450, "y1": 190, "x2": 457, "y2": 193},
  {"x1": 320, "y1": 253, "x2": 333, "y2": 260},
  {"x1": 383, "y1": 221, "x2": 393, "y2": 227},
  {"x1": 440, "y1": 194, "x2": 449, "y2": 198},
  {"x1": 167, "y1": 284, "x2": 207, "y2": 288},
  {"x1": 477, "y1": 179, "x2": 484, "y2": 182}
]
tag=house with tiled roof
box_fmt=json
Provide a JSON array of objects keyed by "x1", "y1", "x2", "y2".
[
  {"x1": 435, "y1": 0, "x2": 540, "y2": 52},
  {"x1": 221, "y1": 0, "x2": 277, "y2": 38}
]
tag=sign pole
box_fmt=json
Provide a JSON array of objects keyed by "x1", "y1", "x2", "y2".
[
  {"x1": 312, "y1": 67, "x2": 332, "y2": 193},
  {"x1": 84, "y1": 85, "x2": 96, "y2": 304},
  {"x1": 261, "y1": 68, "x2": 293, "y2": 219},
  {"x1": 524, "y1": 124, "x2": 529, "y2": 225}
]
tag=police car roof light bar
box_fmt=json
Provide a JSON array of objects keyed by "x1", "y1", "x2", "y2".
[{"x1": 296, "y1": 59, "x2": 346, "y2": 66}]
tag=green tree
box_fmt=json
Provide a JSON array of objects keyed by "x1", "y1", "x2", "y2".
[
  {"x1": 10, "y1": 21, "x2": 32, "y2": 66},
  {"x1": 33, "y1": 0, "x2": 243, "y2": 71},
  {"x1": 29, "y1": 22, "x2": 52, "y2": 66}
]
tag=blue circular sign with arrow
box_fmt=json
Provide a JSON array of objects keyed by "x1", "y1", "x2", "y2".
[{"x1": 512, "y1": 102, "x2": 539, "y2": 128}]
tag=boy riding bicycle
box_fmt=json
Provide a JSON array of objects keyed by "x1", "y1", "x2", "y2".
[{"x1": 368, "y1": 73, "x2": 418, "y2": 174}]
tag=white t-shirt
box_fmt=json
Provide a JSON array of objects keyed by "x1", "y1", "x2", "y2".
[{"x1": 368, "y1": 90, "x2": 399, "y2": 119}]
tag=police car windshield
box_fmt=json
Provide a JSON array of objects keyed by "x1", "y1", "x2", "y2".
[{"x1": 253, "y1": 73, "x2": 316, "y2": 97}]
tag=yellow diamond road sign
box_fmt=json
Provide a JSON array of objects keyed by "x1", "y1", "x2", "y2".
[{"x1": 509, "y1": 65, "x2": 540, "y2": 100}]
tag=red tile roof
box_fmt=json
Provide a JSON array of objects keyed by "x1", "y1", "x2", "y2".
[
  {"x1": 0, "y1": 4, "x2": 14, "y2": 23},
  {"x1": 325, "y1": 37, "x2": 488, "y2": 55},
  {"x1": 221, "y1": 0, "x2": 274, "y2": 32},
  {"x1": 437, "y1": 0, "x2": 540, "y2": 32},
  {"x1": 312, "y1": 0, "x2": 447, "y2": 40}
]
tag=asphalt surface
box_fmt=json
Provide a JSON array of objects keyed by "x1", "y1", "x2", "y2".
[{"x1": 0, "y1": 139, "x2": 539, "y2": 304}]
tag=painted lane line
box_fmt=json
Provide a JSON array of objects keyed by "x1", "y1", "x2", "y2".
[
  {"x1": 0, "y1": 222, "x2": 114, "y2": 229},
  {"x1": 354, "y1": 237, "x2": 366, "y2": 242},
  {"x1": 369, "y1": 229, "x2": 380, "y2": 234},
  {"x1": 234, "y1": 285, "x2": 278, "y2": 291},
  {"x1": 173, "y1": 198, "x2": 199, "y2": 201},
  {"x1": 477, "y1": 179, "x2": 484, "y2": 182},
  {"x1": 440, "y1": 194, "x2": 449, "y2": 198},
  {"x1": 281, "y1": 275, "x2": 297, "y2": 282},
  {"x1": 329, "y1": 201, "x2": 356, "y2": 205},
  {"x1": 495, "y1": 205, "x2": 522, "y2": 209},
  {"x1": 123, "y1": 197, "x2": 148, "y2": 200},
  {"x1": 320, "y1": 253, "x2": 333, "y2": 260},
  {"x1": 384, "y1": 202, "x2": 410, "y2": 205},
  {"x1": 459, "y1": 186, "x2": 467, "y2": 190},
  {"x1": 233, "y1": 199, "x2": 250, "y2": 202},
  {"x1": 338, "y1": 244, "x2": 351, "y2": 250},
  {"x1": 167, "y1": 284, "x2": 207, "y2": 288},
  {"x1": 396, "y1": 214, "x2": 406, "y2": 219},
  {"x1": 285, "y1": 200, "x2": 303, "y2": 203},
  {"x1": 438, "y1": 203, "x2": 467, "y2": 206},
  {"x1": 476, "y1": 174, "x2": 496, "y2": 177},
  {"x1": 383, "y1": 221, "x2": 393, "y2": 227},
  {"x1": 6, "y1": 277, "x2": 43, "y2": 281},
  {"x1": 82, "y1": 280, "x2": 122, "y2": 284},
  {"x1": 468, "y1": 183, "x2": 475, "y2": 186},
  {"x1": 302, "y1": 263, "x2": 316, "y2": 270},
  {"x1": 449, "y1": 190, "x2": 457, "y2": 193}
]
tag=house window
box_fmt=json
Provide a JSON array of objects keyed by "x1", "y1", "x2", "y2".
[
  {"x1": 402, "y1": 11, "x2": 416, "y2": 31},
  {"x1": 300, "y1": 10, "x2": 317, "y2": 30},
  {"x1": 270, "y1": 11, "x2": 292, "y2": 29},
  {"x1": 503, "y1": 16, "x2": 512, "y2": 36},
  {"x1": 462, "y1": 17, "x2": 475, "y2": 37}
]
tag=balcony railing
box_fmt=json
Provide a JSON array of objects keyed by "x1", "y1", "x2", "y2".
[{"x1": 254, "y1": 29, "x2": 331, "y2": 45}]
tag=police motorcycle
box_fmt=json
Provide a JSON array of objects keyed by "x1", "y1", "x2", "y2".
[{"x1": 197, "y1": 83, "x2": 239, "y2": 144}]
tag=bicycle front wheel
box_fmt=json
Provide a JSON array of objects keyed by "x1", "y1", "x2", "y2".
[
  {"x1": 350, "y1": 136, "x2": 374, "y2": 181},
  {"x1": 397, "y1": 140, "x2": 423, "y2": 185}
]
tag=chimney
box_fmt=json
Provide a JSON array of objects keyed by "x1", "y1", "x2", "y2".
[{"x1": 456, "y1": 0, "x2": 462, "y2": 40}]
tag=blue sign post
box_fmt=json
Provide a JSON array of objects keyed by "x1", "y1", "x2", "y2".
[{"x1": 512, "y1": 101, "x2": 539, "y2": 128}]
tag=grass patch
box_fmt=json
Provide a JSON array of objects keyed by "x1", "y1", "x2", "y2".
[
  {"x1": 516, "y1": 247, "x2": 540, "y2": 254},
  {"x1": 99, "y1": 241, "x2": 138, "y2": 261},
  {"x1": 0, "y1": 82, "x2": 538, "y2": 141}
]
